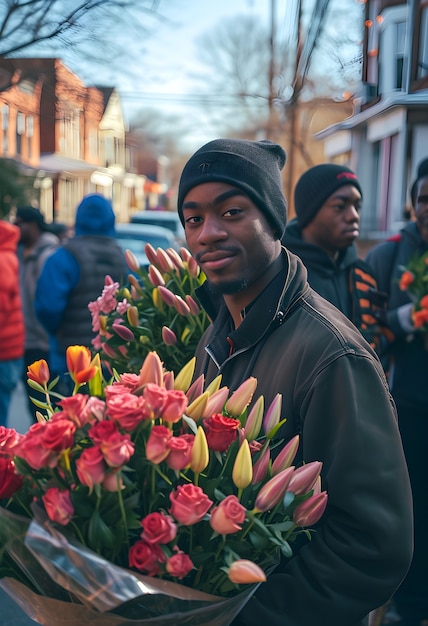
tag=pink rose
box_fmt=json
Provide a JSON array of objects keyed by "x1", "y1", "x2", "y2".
[
  {"x1": 140, "y1": 512, "x2": 177, "y2": 544},
  {"x1": 118, "y1": 373, "x2": 140, "y2": 391},
  {"x1": 166, "y1": 552, "x2": 194, "y2": 579},
  {"x1": 75, "y1": 446, "x2": 106, "y2": 490},
  {"x1": 102, "y1": 470, "x2": 124, "y2": 492},
  {"x1": 146, "y1": 425, "x2": 172, "y2": 464},
  {"x1": 80, "y1": 397, "x2": 106, "y2": 423},
  {"x1": 100, "y1": 431, "x2": 134, "y2": 468},
  {"x1": 89, "y1": 420, "x2": 118, "y2": 443},
  {"x1": 106, "y1": 392, "x2": 149, "y2": 431},
  {"x1": 57, "y1": 394, "x2": 89, "y2": 426},
  {"x1": 42, "y1": 487, "x2": 74, "y2": 526},
  {"x1": 169, "y1": 484, "x2": 213, "y2": 525},
  {"x1": 0, "y1": 426, "x2": 22, "y2": 456},
  {"x1": 128, "y1": 539, "x2": 165, "y2": 576},
  {"x1": 16, "y1": 425, "x2": 59, "y2": 469},
  {"x1": 209, "y1": 495, "x2": 246, "y2": 535},
  {"x1": 165, "y1": 434, "x2": 194, "y2": 471},
  {"x1": 203, "y1": 414, "x2": 240, "y2": 452},
  {"x1": 160, "y1": 389, "x2": 188, "y2": 424},
  {"x1": 41, "y1": 418, "x2": 76, "y2": 451},
  {"x1": 143, "y1": 383, "x2": 167, "y2": 417},
  {"x1": 0, "y1": 457, "x2": 23, "y2": 498}
]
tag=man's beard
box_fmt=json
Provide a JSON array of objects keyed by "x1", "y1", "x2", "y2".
[{"x1": 208, "y1": 277, "x2": 249, "y2": 296}]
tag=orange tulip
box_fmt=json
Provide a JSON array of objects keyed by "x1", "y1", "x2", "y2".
[
  {"x1": 66, "y1": 346, "x2": 98, "y2": 385},
  {"x1": 228, "y1": 560, "x2": 266, "y2": 584},
  {"x1": 27, "y1": 359, "x2": 50, "y2": 385}
]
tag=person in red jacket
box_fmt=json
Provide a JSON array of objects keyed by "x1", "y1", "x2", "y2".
[{"x1": 0, "y1": 220, "x2": 25, "y2": 427}]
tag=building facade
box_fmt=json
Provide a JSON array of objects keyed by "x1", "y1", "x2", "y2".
[{"x1": 316, "y1": 0, "x2": 428, "y2": 241}]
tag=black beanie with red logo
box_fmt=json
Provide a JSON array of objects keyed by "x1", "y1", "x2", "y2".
[{"x1": 294, "y1": 164, "x2": 363, "y2": 228}]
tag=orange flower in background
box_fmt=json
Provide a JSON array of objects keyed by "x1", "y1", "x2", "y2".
[
  {"x1": 27, "y1": 359, "x2": 50, "y2": 385},
  {"x1": 399, "y1": 270, "x2": 414, "y2": 291},
  {"x1": 419, "y1": 294, "x2": 428, "y2": 309},
  {"x1": 412, "y1": 308, "x2": 428, "y2": 328},
  {"x1": 66, "y1": 345, "x2": 98, "y2": 385}
]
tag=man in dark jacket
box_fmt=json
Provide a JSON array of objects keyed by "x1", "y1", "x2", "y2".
[
  {"x1": 177, "y1": 138, "x2": 413, "y2": 626},
  {"x1": 35, "y1": 194, "x2": 128, "y2": 392},
  {"x1": 283, "y1": 164, "x2": 387, "y2": 350},
  {"x1": 366, "y1": 159, "x2": 428, "y2": 626}
]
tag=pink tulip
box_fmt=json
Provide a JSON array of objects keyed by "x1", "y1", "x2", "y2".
[
  {"x1": 139, "y1": 351, "x2": 164, "y2": 387},
  {"x1": 252, "y1": 446, "x2": 271, "y2": 484},
  {"x1": 263, "y1": 393, "x2": 282, "y2": 436},
  {"x1": 293, "y1": 491, "x2": 328, "y2": 527},
  {"x1": 204, "y1": 386, "x2": 230, "y2": 417},
  {"x1": 228, "y1": 560, "x2": 266, "y2": 584},
  {"x1": 254, "y1": 466, "x2": 295, "y2": 512},
  {"x1": 287, "y1": 461, "x2": 323, "y2": 496},
  {"x1": 271, "y1": 435, "x2": 300, "y2": 475},
  {"x1": 225, "y1": 377, "x2": 257, "y2": 416}
]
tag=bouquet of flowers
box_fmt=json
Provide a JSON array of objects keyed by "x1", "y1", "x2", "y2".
[
  {"x1": 89, "y1": 244, "x2": 209, "y2": 375},
  {"x1": 0, "y1": 347, "x2": 327, "y2": 626},
  {"x1": 399, "y1": 250, "x2": 428, "y2": 329}
]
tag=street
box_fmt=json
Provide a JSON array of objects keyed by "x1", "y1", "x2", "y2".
[{"x1": 1, "y1": 383, "x2": 39, "y2": 625}]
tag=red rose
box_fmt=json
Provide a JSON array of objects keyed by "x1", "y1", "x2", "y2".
[
  {"x1": 0, "y1": 426, "x2": 22, "y2": 457},
  {"x1": 146, "y1": 425, "x2": 172, "y2": 464},
  {"x1": 0, "y1": 457, "x2": 23, "y2": 499},
  {"x1": 169, "y1": 483, "x2": 213, "y2": 525},
  {"x1": 166, "y1": 552, "x2": 194, "y2": 579},
  {"x1": 140, "y1": 512, "x2": 177, "y2": 544},
  {"x1": 203, "y1": 414, "x2": 240, "y2": 452},
  {"x1": 128, "y1": 539, "x2": 165, "y2": 576}
]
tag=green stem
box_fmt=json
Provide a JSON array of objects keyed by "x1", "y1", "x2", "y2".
[{"x1": 116, "y1": 473, "x2": 129, "y2": 550}]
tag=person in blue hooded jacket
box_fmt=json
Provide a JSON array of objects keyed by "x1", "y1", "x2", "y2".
[{"x1": 35, "y1": 193, "x2": 128, "y2": 392}]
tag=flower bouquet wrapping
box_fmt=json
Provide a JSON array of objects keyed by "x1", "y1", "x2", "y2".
[
  {"x1": 399, "y1": 250, "x2": 428, "y2": 330},
  {"x1": 0, "y1": 348, "x2": 327, "y2": 625},
  {"x1": 89, "y1": 245, "x2": 209, "y2": 375}
]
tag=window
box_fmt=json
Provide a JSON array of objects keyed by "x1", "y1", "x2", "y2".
[
  {"x1": 417, "y1": 6, "x2": 428, "y2": 79},
  {"x1": 394, "y1": 21, "x2": 406, "y2": 89},
  {"x1": 16, "y1": 112, "x2": 25, "y2": 156}
]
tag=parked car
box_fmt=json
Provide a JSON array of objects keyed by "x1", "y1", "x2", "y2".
[
  {"x1": 115, "y1": 223, "x2": 179, "y2": 268},
  {"x1": 130, "y1": 210, "x2": 185, "y2": 246}
]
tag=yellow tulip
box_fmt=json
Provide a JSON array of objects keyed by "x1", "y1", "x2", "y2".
[
  {"x1": 174, "y1": 357, "x2": 196, "y2": 392},
  {"x1": 186, "y1": 391, "x2": 209, "y2": 421},
  {"x1": 190, "y1": 426, "x2": 209, "y2": 473},
  {"x1": 232, "y1": 439, "x2": 253, "y2": 489},
  {"x1": 225, "y1": 377, "x2": 257, "y2": 416}
]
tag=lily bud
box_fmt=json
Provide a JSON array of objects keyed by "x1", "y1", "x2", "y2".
[
  {"x1": 174, "y1": 295, "x2": 191, "y2": 317},
  {"x1": 128, "y1": 273, "x2": 143, "y2": 293},
  {"x1": 186, "y1": 391, "x2": 209, "y2": 421},
  {"x1": 126, "y1": 305, "x2": 139, "y2": 327},
  {"x1": 252, "y1": 446, "x2": 270, "y2": 484},
  {"x1": 156, "y1": 247, "x2": 175, "y2": 273},
  {"x1": 225, "y1": 377, "x2": 257, "y2": 416},
  {"x1": 254, "y1": 466, "x2": 295, "y2": 512},
  {"x1": 148, "y1": 265, "x2": 165, "y2": 287},
  {"x1": 125, "y1": 249, "x2": 140, "y2": 273},
  {"x1": 187, "y1": 256, "x2": 200, "y2": 278},
  {"x1": 190, "y1": 426, "x2": 209, "y2": 473},
  {"x1": 152, "y1": 287, "x2": 163, "y2": 310},
  {"x1": 203, "y1": 386, "x2": 229, "y2": 417},
  {"x1": 158, "y1": 285, "x2": 177, "y2": 307},
  {"x1": 162, "y1": 326, "x2": 177, "y2": 346},
  {"x1": 139, "y1": 351, "x2": 164, "y2": 387},
  {"x1": 102, "y1": 343, "x2": 120, "y2": 359},
  {"x1": 263, "y1": 393, "x2": 282, "y2": 436},
  {"x1": 205, "y1": 375, "x2": 222, "y2": 395},
  {"x1": 293, "y1": 491, "x2": 328, "y2": 527},
  {"x1": 166, "y1": 247, "x2": 184, "y2": 270},
  {"x1": 244, "y1": 396, "x2": 264, "y2": 441},
  {"x1": 228, "y1": 560, "x2": 266, "y2": 584},
  {"x1": 174, "y1": 357, "x2": 196, "y2": 392},
  {"x1": 232, "y1": 439, "x2": 253, "y2": 489},
  {"x1": 145, "y1": 243, "x2": 160, "y2": 267},
  {"x1": 112, "y1": 320, "x2": 135, "y2": 341},
  {"x1": 180, "y1": 246, "x2": 192, "y2": 263},
  {"x1": 287, "y1": 461, "x2": 323, "y2": 496},
  {"x1": 186, "y1": 374, "x2": 205, "y2": 403},
  {"x1": 99, "y1": 315, "x2": 107, "y2": 332},
  {"x1": 185, "y1": 294, "x2": 200, "y2": 316},
  {"x1": 271, "y1": 435, "x2": 300, "y2": 475}
]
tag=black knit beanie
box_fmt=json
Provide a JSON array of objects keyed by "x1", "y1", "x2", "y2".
[
  {"x1": 177, "y1": 138, "x2": 287, "y2": 237},
  {"x1": 294, "y1": 164, "x2": 363, "y2": 228}
]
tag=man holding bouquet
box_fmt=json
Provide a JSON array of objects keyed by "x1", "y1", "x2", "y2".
[{"x1": 177, "y1": 138, "x2": 413, "y2": 626}]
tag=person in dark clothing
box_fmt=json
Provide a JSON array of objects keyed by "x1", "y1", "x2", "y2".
[
  {"x1": 35, "y1": 194, "x2": 128, "y2": 393},
  {"x1": 283, "y1": 164, "x2": 388, "y2": 350},
  {"x1": 14, "y1": 207, "x2": 59, "y2": 419},
  {"x1": 366, "y1": 161, "x2": 428, "y2": 626},
  {"x1": 177, "y1": 138, "x2": 413, "y2": 626}
]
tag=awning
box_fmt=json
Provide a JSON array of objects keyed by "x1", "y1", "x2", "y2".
[{"x1": 38, "y1": 153, "x2": 98, "y2": 175}]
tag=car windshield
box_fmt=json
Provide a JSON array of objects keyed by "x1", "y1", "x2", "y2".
[{"x1": 116, "y1": 234, "x2": 171, "y2": 255}]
